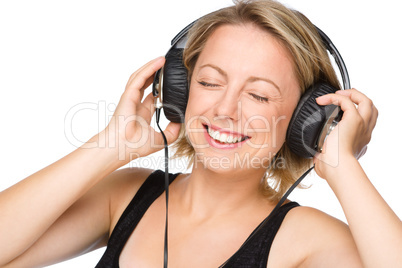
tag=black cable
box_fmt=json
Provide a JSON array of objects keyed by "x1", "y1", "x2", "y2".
[
  {"x1": 274, "y1": 165, "x2": 315, "y2": 211},
  {"x1": 155, "y1": 108, "x2": 169, "y2": 268}
]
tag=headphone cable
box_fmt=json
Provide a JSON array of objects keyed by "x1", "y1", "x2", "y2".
[{"x1": 155, "y1": 108, "x2": 170, "y2": 268}]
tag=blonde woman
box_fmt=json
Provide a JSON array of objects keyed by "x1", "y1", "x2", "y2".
[{"x1": 0, "y1": 1, "x2": 401, "y2": 267}]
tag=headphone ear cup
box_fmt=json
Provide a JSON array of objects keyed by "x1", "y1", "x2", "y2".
[
  {"x1": 286, "y1": 83, "x2": 340, "y2": 158},
  {"x1": 162, "y1": 48, "x2": 188, "y2": 123}
]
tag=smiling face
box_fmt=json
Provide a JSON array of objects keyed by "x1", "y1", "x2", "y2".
[{"x1": 185, "y1": 23, "x2": 300, "y2": 174}]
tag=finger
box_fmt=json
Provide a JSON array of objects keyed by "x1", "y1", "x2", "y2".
[
  {"x1": 335, "y1": 89, "x2": 373, "y2": 122},
  {"x1": 138, "y1": 75, "x2": 156, "y2": 102},
  {"x1": 137, "y1": 92, "x2": 156, "y2": 122},
  {"x1": 126, "y1": 56, "x2": 164, "y2": 85},
  {"x1": 316, "y1": 93, "x2": 359, "y2": 117},
  {"x1": 363, "y1": 105, "x2": 378, "y2": 145},
  {"x1": 124, "y1": 57, "x2": 165, "y2": 103},
  {"x1": 368, "y1": 105, "x2": 379, "y2": 131},
  {"x1": 127, "y1": 56, "x2": 164, "y2": 92}
]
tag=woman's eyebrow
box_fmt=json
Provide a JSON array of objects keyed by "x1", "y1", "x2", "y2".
[
  {"x1": 199, "y1": 64, "x2": 228, "y2": 78},
  {"x1": 247, "y1": 76, "x2": 281, "y2": 94},
  {"x1": 198, "y1": 63, "x2": 281, "y2": 94}
]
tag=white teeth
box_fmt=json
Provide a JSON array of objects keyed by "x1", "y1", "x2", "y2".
[
  {"x1": 207, "y1": 126, "x2": 245, "y2": 144},
  {"x1": 213, "y1": 131, "x2": 219, "y2": 140},
  {"x1": 220, "y1": 133, "x2": 228, "y2": 143}
]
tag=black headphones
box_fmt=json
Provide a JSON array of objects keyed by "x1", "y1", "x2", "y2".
[{"x1": 153, "y1": 20, "x2": 350, "y2": 159}]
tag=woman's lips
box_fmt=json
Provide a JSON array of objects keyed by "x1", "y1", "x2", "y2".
[{"x1": 203, "y1": 124, "x2": 250, "y2": 149}]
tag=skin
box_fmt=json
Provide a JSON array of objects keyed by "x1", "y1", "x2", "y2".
[
  {"x1": 0, "y1": 23, "x2": 401, "y2": 268},
  {"x1": 185, "y1": 24, "x2": 300, "y2": 176}
]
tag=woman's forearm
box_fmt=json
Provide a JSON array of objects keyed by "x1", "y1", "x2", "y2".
[
  {"x1": 0, "y1": 131, "x2": 123, "y2": 265},
  {"x1": 325, "y1": 155, "x2": 402, "y2": 268},
  {"x1": 0, "y1": 57, "x2": 177, "y2": 266}
]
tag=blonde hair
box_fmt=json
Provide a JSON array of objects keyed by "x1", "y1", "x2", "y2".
[{"x1": 172, "y1": 0, "x2": 341, "y2": 201}]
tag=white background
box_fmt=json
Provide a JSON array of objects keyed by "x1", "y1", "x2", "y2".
[{"x1": 0, "y1": 0, "x2": 401, "y2": 267}]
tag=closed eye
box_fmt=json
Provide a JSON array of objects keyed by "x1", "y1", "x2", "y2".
[
  {"x1": 249, "y1": 93, "x2": 268, "y2": 103},
  {"x1": 198, "y1": 81, "x2": 220, "y2": 88}
]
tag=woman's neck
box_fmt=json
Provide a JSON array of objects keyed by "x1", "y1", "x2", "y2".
[{"x1": 170, "y1": 165, "x2": 271, "y2": 221}]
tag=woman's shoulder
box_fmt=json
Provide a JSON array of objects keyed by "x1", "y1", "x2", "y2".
[
  {"x1": 105, "y1": 167, "x2": 155, "y2": 234},
  {"x1": 270, "y1": 205, "x2": 362, "y2": 267},
  {"x1": 285, "y1": 205, "x2": 348, "y2": 230}
]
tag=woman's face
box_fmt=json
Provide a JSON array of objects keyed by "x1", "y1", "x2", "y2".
[{"x1": 185, "y1": 23, "x2": 300, "y2": 174}]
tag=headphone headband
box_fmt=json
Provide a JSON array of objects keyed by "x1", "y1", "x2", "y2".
[
  {"x1": 315, "y1": 27, "x2": 350, "y2": 90},
  {"x1": 154, "y1": 21, "x2": 350, "y2": 99}
]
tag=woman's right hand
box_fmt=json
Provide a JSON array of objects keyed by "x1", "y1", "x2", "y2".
[
  {"x1": 0, "y1": 57, "x2": 181, "y2": 267},
  {"x1": 99, "y1": 57, "x2": 181, "y2": 165}
]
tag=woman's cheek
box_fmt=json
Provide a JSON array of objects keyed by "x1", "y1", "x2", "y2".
[
  {"x1": 270, "y1": 112, "x2": 289, "y2": 150},
  {"x1": 184, "y1": 113, "x2": 208, "y2": 150},
  {"x1": 245, "y1": 108, "x2": 289, "y2": 152}
]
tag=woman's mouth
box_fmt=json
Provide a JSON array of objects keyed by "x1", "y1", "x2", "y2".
[{"x1": 203, "y1": 124, "x2": 250, "y2": 148}]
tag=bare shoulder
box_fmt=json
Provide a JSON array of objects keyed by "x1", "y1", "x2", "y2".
[
  {"x1": 104, "y1": 167, "x2": 155, "y2": 234},
  {"x1": 269, "y1": 205, "x2": 363, "y2": 268}
]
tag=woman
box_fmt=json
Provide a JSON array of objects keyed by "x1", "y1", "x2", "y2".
[{"x1": 0, "y1": 0, "x2": 401, "y2": 267}]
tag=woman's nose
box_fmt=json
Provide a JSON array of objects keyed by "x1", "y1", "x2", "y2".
[{"x1": 213, "y1": 90, "x2": 241, "y2": 122}]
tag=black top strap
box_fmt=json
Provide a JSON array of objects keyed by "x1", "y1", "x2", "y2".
[
  {"x1": 95, "y1": 170, "x2": 179, "y2": 268},
  {"x1": 219, "y1": 202, "x2": 299, "y2": 268}
]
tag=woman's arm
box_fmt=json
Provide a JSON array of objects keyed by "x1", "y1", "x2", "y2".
[
  {"x1": 0, "y1": 138, "x2": 107, "y2": 266},
  {"x1": 0, "y1": 57, "x2": 180, "y2": 267},
  {"x1": 325, "y1": 155, "x2": 402, "y2": 267},
  {"x1": 1, "y1": 167, "x2": 153, "y2": 268},
  {"x1": 314, "y1": 89, "x2": 402, "y2": 267}
]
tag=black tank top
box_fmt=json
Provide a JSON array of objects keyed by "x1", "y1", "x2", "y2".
[{"x1": 95, "y1": 170, "x2": 299, "y2": 268}]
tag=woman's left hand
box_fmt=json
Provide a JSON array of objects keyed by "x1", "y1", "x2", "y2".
[{"x1": 313, "y1": 88, "x2": 378, "y2": 179}]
